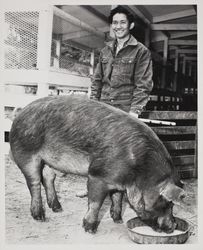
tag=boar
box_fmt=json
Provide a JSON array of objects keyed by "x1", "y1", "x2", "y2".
[{"x1": 9, "y1": 95, "x2": 184, "y2": 234}]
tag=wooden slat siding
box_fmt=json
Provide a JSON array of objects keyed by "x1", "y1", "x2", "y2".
[
  {"x1": 195, "y1": 126, "x2": 198, "y2": 178},
  {"x1": 163, "y1": 140, "x2": 195, "y2": 150},
  {"x1": 141, "y1": 111, "x2": 197, "y2": 120},
  {"x1": 142, "y1": 111, "x2": 197, "y2": 178},
  {"x1": 152, "y1": 126, "x2": 196, "y2": 134},
  {"x1": 177, "y1": 165, "x2": 195, "y2": 172},
  {"x1": 177, "y1": 164, "x2": 196, "y2": 178},
  {"x1": 178, "y1": 168, "x2": 196, "y2": 179},
  {"x1": 172, "y1": 155, "x2": 195, "y2": 165}
]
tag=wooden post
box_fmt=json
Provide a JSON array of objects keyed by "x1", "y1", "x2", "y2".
[
  {"x1": 188, "y1": 62, "x2": 192, "y2": 77},
  {"x1": 53, "y1": 36, "x2": 62, "y2": 68},
  {"x1": 36, "y1": 6, "x2": 53, "y2": 97},
  {"x1": 173, "y1": 50, "x2": 179, "y2": 92},
  {"x1": 89, "y1": 50, "x2": 95, "y2": 76},
  {"x1": 161, "y1": 38, "x2": 168, "y2": 89},
  {"x1": 174, "y1": 50, "x2": 179, "y2": 73},
  {"x1": 182, "y1": 56, "x2": 186, "y2": 75},
  {"x1": 145, "y1": 27, "x2": 150, "y2": 48},
  {"x1": 37, "y1": 82, "x2": 49, "y2": 97}
]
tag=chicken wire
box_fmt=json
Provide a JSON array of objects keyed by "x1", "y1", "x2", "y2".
[{"x1": 4, "y1": 11, "x2": 39, "y2": 70}]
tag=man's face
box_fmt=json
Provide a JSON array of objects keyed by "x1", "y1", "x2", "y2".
[{"x1": 111, "y1": 13, "x2": 130, "y2": 39}]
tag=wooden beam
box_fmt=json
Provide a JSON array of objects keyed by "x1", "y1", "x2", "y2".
[
  {"x1": 168, "y1": 40, "x2": 197, "y2": 46},
  {"x1": 150, "y1": 24, "x2": 197, "y2": 30},
  {"x1": 177, "y1": 49, "x2": 197, "y2": 54},
  {"x1": 53, "y1": 6, "x2": 105, "y2": 39},
  {"x1": 135, "y1": 6, "x2": 153, "y2": 22},
  {"x1": 153, "y1": 44, "x2": 179, "y2": 53},
  {"x1": 152, "y1": 126, "x2": 196, "y2": 135},
  {"x1": 126, "y1": 5, "x2": 151, "y2": 25},
  {"x1": 140, "y1": 111, "x2": 197, "y2": 120},
  {"x1": 153, "y1": 9, "x2": 196, "y2": 23},
  {"x1": 172, "y1": 155, "x2": 195, "y2": 165},
  {"x1": 62, "y1": 40, "x2": 93, "y2": 52},
  {"x1": 184, "y1": 56, "x2": 197, "y2": 61},
  {"x1": 170, "y1": 31, "x2": 197, "y2": 39},
  {"x1": 80, "y1": 5, "x2": 109, "y2": 24},
  {"x1": 170, "y1": 49, "x2": 197, "y2": 59},
  {"x1": 62, "y1": 31, "x2": 91, "y2": 40},
  {"x1": 163, "y1": 140, "x2": 195, "y2": 150}
]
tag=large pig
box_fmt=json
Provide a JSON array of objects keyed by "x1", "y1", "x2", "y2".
[{"x1": 9, "y1": 95, "x2": 184, "y2": 234}]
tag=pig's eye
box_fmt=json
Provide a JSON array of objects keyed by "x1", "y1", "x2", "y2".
[{"x1": 152, "y1": 196, "x2": 172, "y2": 213}]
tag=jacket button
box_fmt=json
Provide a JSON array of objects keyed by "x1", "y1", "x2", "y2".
[{"x1": 111, "y1": 100, "x2": 114, "y2": 103}]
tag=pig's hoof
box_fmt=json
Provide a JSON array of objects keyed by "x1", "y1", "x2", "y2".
[
  {"x1": 113, "y1": 218, "x2": 123, "y2": 224},
  {"x1": 52, "y1": 199, "x2": 63, "y2": 213},
  {"x1": 52, "y1": 205, "x2": 62, "y2": 213},
  {"x1": 82, "y1": 219, "x2": 99, "y2": 234},
  {"x1": 110, "y1": 210, "x2": 123, "y2": 223},
  {"x1": 31, "y1": 208, "x2": 45, "y2": 221}
]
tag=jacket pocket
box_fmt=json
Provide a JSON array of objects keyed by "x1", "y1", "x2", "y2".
[{"x1": 120, "y1": 57, "x2": 135, "y2": 75}]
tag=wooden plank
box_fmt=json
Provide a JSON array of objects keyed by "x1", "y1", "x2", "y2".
[
  {"x1": 141, "y1": 111, "x2": 197, "y2": 120},
  {"x1": 163, "y1": 140, "x2": 195, "y2": 150},
  {"x1": 178, "y1": 166, "x2": 196, "y2": 179},
  {"x1": 184, "y1": 56, "x2": 197, "y2": 61},
  {"x1": 177, "y1": 49, "x2": 197, "y2": 54},
  {"x1": 169, "y1": 40, "x2": 197, "y2": 46},
  {"x1": 170, "y1": 31, "x2": 197, "y2": 39},
  {"x1": 172, "y1": 155, "x2": 195, "y2": 165},
  {"x1": 152, "y1": 126, "x2": 196, "y2": 134},
  {"x1": 150, "y1": 24, "x2": 197, "y2": 31},
  {"x1": 53, "y1": 6, "x2": 105, "y2": 39},
  {"x1": 126, "y1": 6, "x2": 151, "y2": 25},
  {"x1": 63, "y1": 31, "x2": 92, "y2": 40},
  {"x1": 80, "y1": 6, "x2": 109, "y2": 24},
  {"x1": 153, "y1": 9, "x2": 196, "y2": 23}
]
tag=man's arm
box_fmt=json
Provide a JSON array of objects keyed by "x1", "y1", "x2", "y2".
[{"x1": 130, "y1": 48, "x2": 153, "y2": 116}]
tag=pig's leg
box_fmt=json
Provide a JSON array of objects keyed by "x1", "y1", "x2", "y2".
[
  {"x1": 83, "y1": 175, "x2": 108, "y2": 233},
  {"x1": 42, "y1": 165, "x2": 62, "y2": 212},
  {"x1": 109, "y1": 191, "x2": 123, "y2": 223},
  {"x1": 20, "y1": 155, "x2": 45, "y2": 221}
]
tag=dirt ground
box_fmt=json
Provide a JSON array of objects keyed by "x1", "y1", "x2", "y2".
[{"x1": 5, "y1": 154, "x2": 198, "y2": 244}]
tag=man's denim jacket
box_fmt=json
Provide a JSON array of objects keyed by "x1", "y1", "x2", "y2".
[{"x1": 90, "y1": 35, "x2": 153, "y2": 115}]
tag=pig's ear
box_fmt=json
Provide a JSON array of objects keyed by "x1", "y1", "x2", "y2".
[{"x1": 160, "y1": 182, "x2": 186, "y2": 203}]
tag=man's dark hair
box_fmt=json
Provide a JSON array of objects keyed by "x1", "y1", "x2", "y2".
[{"x1": 108, "y1": 6, "x2": 134, "y2": 25}]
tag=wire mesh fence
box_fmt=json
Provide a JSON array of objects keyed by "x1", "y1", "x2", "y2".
[{"x1": 4, "y1": 11, "x2": 39, "y2": 70}]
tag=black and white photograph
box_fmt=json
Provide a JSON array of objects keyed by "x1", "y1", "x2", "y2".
[{"x1": 0, "y1": 0, "x2": 201, "y2": 248}]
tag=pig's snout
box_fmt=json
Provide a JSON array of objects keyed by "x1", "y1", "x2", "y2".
[{"x1": 157, "y1": 215, "x2": 177, "y2": 233}]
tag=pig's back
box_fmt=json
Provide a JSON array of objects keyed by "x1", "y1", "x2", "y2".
[{"x1": 9, "y1": 95, "x2": 160, "y2": 154}]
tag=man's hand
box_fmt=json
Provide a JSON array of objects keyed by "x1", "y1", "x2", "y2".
[{"x1": 129, "y1": 111, "x2": 139, "y2": 119}]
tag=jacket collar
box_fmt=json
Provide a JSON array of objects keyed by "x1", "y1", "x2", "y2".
[{"x1": 105, "y1": 35, "x2": 138, "y2": 49}]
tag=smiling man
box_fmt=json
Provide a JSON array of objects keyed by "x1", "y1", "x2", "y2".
[
  {"x1": 77, "y1": 6, "x2": 154, "y2": 198},
  {"x1": 90, "y1": 5, "x2": 153, "y2": 118}
]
